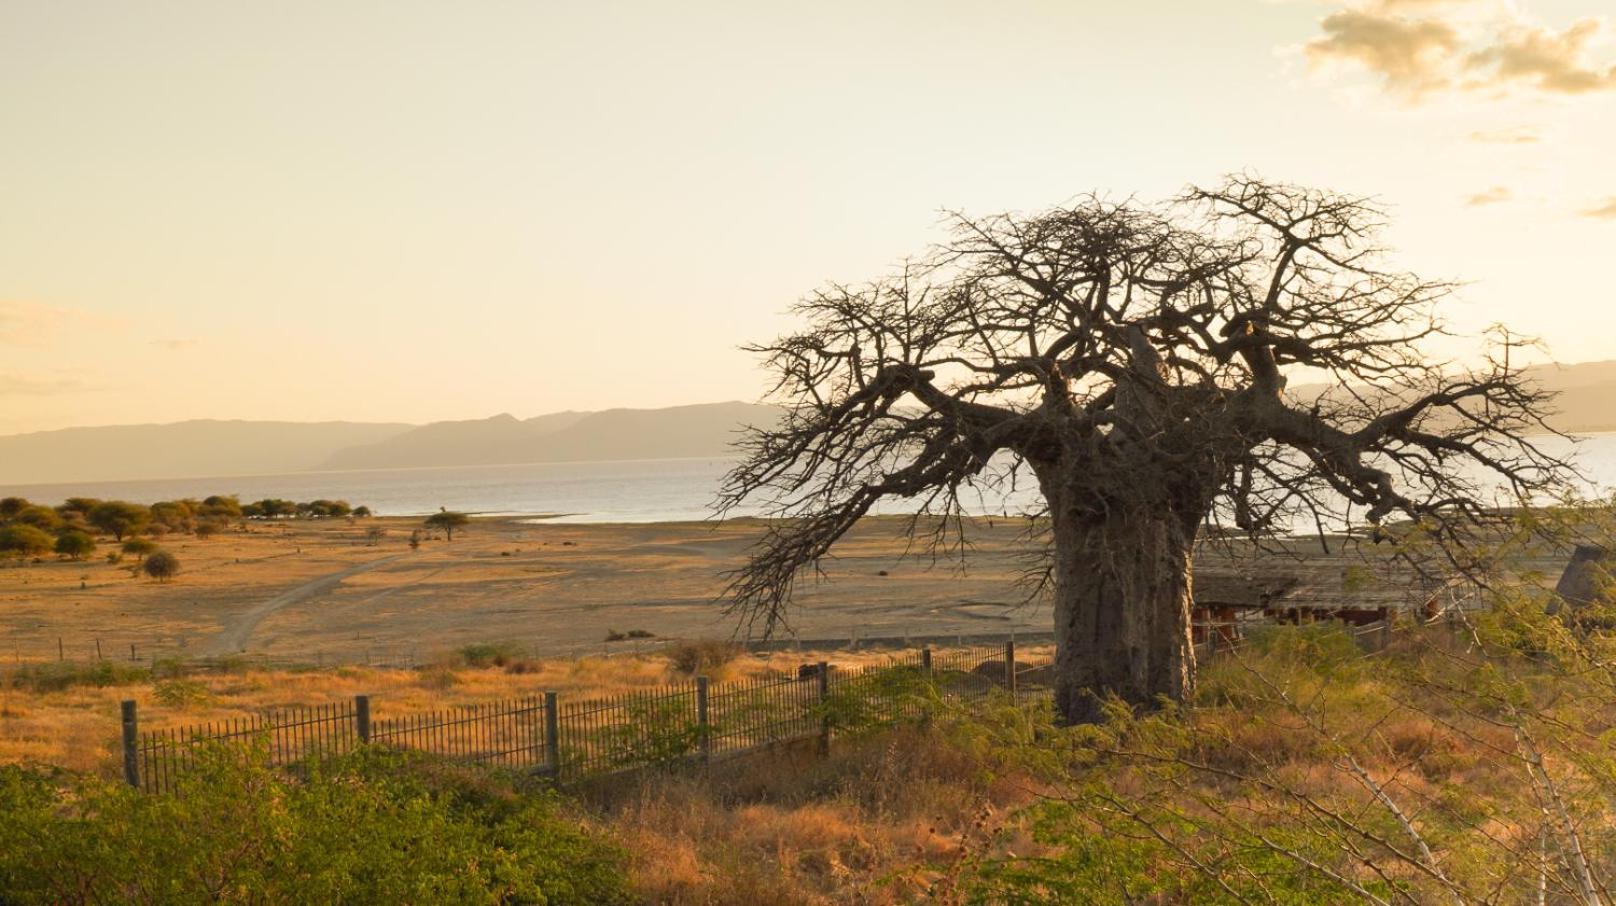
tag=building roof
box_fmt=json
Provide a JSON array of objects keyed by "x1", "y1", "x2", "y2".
[{"x1": 1191, "y1": 545, "x2": 1450, "y2": 612}]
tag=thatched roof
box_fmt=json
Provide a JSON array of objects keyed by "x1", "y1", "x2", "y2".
[{"x1": 1551, "y1": 545, "x2": 1612, "y2": 614}]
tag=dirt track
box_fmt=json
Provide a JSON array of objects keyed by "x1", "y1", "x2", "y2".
[
  {"x1": 200, "y1": 554, "x2": 407, "y2": 655},
  {"x1": 0, "y1": 515, "x2": 1049, "y2": 664}
]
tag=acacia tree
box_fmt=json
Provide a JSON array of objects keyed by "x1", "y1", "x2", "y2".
[
  {"x1": 425, "y1": 511, "x2": 469, "y2": 541},
  {"x1": 720, "y1": 177, "x2": 1569, "y2": 724}
]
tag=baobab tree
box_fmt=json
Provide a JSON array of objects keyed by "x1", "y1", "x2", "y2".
[{"x1": 720, "y1": 176, "x2": 1569, "y2": 723}]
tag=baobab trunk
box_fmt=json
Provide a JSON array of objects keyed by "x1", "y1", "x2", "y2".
[{"x1": 1046, "y1": 502, "x2": 1198, "y2": 725}]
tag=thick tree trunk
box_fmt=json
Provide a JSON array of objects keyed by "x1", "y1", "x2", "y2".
[{"x1": 1047, "y1": 504, "x2": 1198, "y2": 725}]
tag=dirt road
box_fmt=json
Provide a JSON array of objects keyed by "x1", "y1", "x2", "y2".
[{"x1": 201, "y1": 554, "x2": 408, "y2": 655}]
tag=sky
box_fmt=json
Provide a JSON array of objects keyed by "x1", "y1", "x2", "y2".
[{"x1": 1, "y1": 0, "x2": 1613, "y2": 435}]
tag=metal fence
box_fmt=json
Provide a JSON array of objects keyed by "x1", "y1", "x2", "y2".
[
  {"x1": 122, "y1": 623, "x2": 1412, "y2": 795},
  {"x1": 122, "y1": 642, "x2": 1034, "y2": 794}
]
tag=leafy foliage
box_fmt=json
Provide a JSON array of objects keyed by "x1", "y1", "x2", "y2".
[
  {"x1": 142, "y1": 550, "x2": 180, "y2": 582},
  {"x1": 0, "y1": 748, "x2": 631, "y2": 905}
]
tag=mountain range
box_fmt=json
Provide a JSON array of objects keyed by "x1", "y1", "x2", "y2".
[
  {"x1": 1, "y1": 360, "x2": 1613, "y2": 487},
  {"x1": 0, "y1": 402, "x2": 781, "y2": 486}
]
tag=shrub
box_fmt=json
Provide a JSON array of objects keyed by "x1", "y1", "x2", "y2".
[
  {"x1": 152, "y1": 677, "x2": 211, "y2": 707},
  {"x1": 121, "y1": 538, "x2": 157, "y2": 560},
  {"x1": 53, "y1": 531, "x2": 95, "y2": 561},
  {"x1": 12, "y1": 505, "x2": 62, "y2": 532},
  {"x1": 666, "y1": 639, "x2": 743, "y2": 676},
  {"x1": 1, "y1": 660, "x2": 149, "y2": 694},
  {"x1": 87, "y1": 500, "x2": 150, "y2": 541},
  {"x1": 143, "y1": 551, "x2": 180, "y2": 582},
  {"x1": 0, "y1": 525, "x2": 53, "y2": 558},
  {"x1": 458, "y1": 642, "x2": 527, "y2": 668},
  {"x1": 0, "y1": 750, "x2": 631, "y2": 904}
]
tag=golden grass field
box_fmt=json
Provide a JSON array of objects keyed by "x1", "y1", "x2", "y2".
[
  {"x1": 0, "y1": 514, "x2": 1047, "y2": 665},
  {"x1": 0, "y1": 642, "x2": 1054, "y2": 777},
  {"x1": 0, "y1": 512, "x2": 1053, "y2": 780}
]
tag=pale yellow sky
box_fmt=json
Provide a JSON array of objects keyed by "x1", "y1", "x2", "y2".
[{"x1": 1, "y1": 0, "x2": 1613, "y2": 434}]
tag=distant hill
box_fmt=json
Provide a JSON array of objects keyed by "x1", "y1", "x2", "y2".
[
  {"x1": 0, "y1": 420, "x2": 413, "y2": 486},
  {"x1": 1532, "y1": 361, "x2": 1616, "y2": 434},
  {"x1": 1285, "y1": 360, "x2": 1616, "y2": 434},
  {"x1": 0, "y1": 402, "x2": 786, "y2": 486},
  {"x1": 0, "y1": 365, "x2": 1606, "y2": 487},
  {"x1": 318, "y1": 402, "x2": 782, "y2": 470}
]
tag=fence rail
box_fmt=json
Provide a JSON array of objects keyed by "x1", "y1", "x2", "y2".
[
  {"x1": 121, "y1": 619, "x2": 1413, "y2": 795},
  {"x1": 124, "y1": 641, "x2": 1033, "y2": 794}
]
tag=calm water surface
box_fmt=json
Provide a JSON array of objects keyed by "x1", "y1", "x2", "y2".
[{"x1": 3, "y1": 434, "x2": 1613, "y2": 523}]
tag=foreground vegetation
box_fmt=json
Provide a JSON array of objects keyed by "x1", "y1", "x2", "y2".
[
  {"x1": 0, "y1": 749, "x2": 629, "y2": 904},
  {"x1": 6, "y1": 580, "x2": 1616, "y2": 902}
]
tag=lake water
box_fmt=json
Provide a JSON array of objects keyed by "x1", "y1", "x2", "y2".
[{"x1": 3, "y1": 434, "x2": 1613, "y2": 523}]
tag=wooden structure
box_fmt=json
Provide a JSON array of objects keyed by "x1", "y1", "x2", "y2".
[{"x1": 1190, "y1": 543, "x2": 1453, "y2": 645}]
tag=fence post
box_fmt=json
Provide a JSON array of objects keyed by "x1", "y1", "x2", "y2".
[
  {"x1": 816, "y1": 661, "x2": 830, "y2": 756},
  {"x1": 1379, "y1": 618, "x2": 1393, "y2": 653},
  {"x1": 695, "y1": 676, "x2": 711, "y2": 762},
  {"x1": 543, "y1": 691, "x2": 561, "y2": 779},
  {"x1": 1005, "y1": 640, "x2": 1017, "y2": 698},
  {"x1": 120, "y1": 700, "x2": 139, "y2": 789},
  {"x1": 921, "y1": 647, "x2": 932, "y2": 675},
  {"x1": 354, "y1": 695, "x2": 371, "y2": 743}
]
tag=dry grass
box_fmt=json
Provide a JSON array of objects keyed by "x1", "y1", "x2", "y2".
[
  {"x1": 0, "y1": 514, "x2": 1049, "y2": 666},
  {"x1": 597, "y1": 724, "x2": 1048, "y2": 904},
  {"x1": 0, "y1": 644, "x2": 1052, "y2": 776}
]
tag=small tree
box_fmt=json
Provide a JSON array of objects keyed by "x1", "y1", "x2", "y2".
[
  {"x1": 122, "y1": 538, "x2": 158, "y2": 561},
  {"x1": 56, "y1": 497, "x2": 101, "y2": 520},
  {"x1": 200, "y1": 495, "x2": 243, "y2": 519},
  {"x1": 353, "y1": 505, "x2": 373, "y2": 518},
  {"x1": 143, "y1": 551, "x2": 180, "y2": 582},
  {"x1": 88, "y1": 501, "x2": 150, "y2": 542},
  {"x1": 0, "y1": 525, "x2": 54, "y2": 558},
  {"x1": 364, "y1": 526, "x2": 387, "y2": 546},
  {"x1": 54, "y1": 531, "x2": 95, "y2": 561},
  {"x1": 194, "y1": 520, "x2": 224, "y2": 540},
  {"x1": 424, "y1": 511, "x2": 469, "y2": 541},
  {"x1": 14, "y1": 505, "x2": 62, "y2": 532},
  {"x1": 0, "y1": 497, "x2": 30, "y2": 520},
  {"x1": 408, "y1": 530, "x2": 422, "y2": 551}
]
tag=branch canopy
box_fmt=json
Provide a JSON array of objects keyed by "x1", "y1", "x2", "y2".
[{"x1": 721, "y1": 176, "x2": 1571, "y2": 634}]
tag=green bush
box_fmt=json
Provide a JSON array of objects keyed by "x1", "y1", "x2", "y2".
[
  {"x1": 0, "y1": 524, "x2": 54, "y2": 557},
  {"x1": 2, "y1": 660, "x2": 150, "y2": 694},
  {"x1": 0, "y1": 748, "x2": 631, "y2": 904},
  {"x1": 152, "y1": 677, "x2": 211, "y2": 707},
  {"x1": 143, "y1": 551, "x2": 180, "y2": 582},
  {"x1": 54, "y1": 530, "x2": 96, "y2": 560},
  {"x1": 457, "y1": 642, "x2": 528, "y2": 668},
  {"x1": 122, "y1": 538, "x2": 158, "y2": 560}
]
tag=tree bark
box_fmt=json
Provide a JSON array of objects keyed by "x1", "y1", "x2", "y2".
[{"x1": 1046, "y1": 499, "x2": 1198, "y2": 725}]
